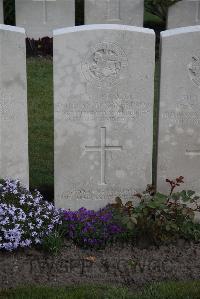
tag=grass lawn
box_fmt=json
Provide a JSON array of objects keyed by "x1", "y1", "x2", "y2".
[
  {"x1": 27, "y1": 57, "x2": 54, "y2": 199},
  {"x1": 1, "y1": 281, "x2": 200, "y2": 299}
]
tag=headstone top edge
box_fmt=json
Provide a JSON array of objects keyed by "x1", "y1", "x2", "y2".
[
  {"x1": 0, "y1": 24, "x2": 25, "y2": 34},
  {"x1": 53, "y1": 24, "x2": 154, "y2": 36},
  {"x1": 161, "y1": 25, "x2": 200, "y2": 38}
]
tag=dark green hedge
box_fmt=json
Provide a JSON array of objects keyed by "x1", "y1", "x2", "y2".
[{"x1": 3, "y1": 0, "x2": 15, "y2": 25}]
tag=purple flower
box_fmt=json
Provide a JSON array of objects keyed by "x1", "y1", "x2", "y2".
[
  {"x1": 0, "y1": 178, "x2": 62, "y2": 251},
  {"x1": 63, "y1": 206, "x2": 124, "y2": 249}
]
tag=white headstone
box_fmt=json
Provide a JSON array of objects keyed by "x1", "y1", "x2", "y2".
[
  {"x1": 157, "y1": 26, "x2": 200, "y2": 193},
  {"x1": 0, "y1": 25, "x2": 29, "y2": 187},
  {"x1": 0, "y1": 0, "x2": 3, "y2": 24},
  {"x1": 54, "y1": 24, "x2": 155, "y2": 210},
  {"x1": 85, "y1": 0, "x2": 144, "y2": 26},
  {"x1": 167, "y1": 0, "x2": 200, "y2": 29},
  {"x1": 15, "y1": 0, "x2": 75, "y2": 39}
]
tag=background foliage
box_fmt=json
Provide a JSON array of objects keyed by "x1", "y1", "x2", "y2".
[
  {"x1": 145, "y1": 0, "x2": 181, "y2": 22},
  {"x1": 3, "y1": 0, "x2": 15, "y2": 25}
]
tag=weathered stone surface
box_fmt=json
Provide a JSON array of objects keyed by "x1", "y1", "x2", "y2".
[
  {"x1": 54, "y1": 24, "x2": 155, "y2": 210},
  {"x1": 85, "y1": 0, "x2": 144, "y2": 26},
  {"x1": 0, "y1": 0, "x2": 3, "y2": 24},
  {"x1": 0, "y1": 25, "x2": 29, "y2": 187},
  {"x1": 157, "y1": 26, "x2": 200, "y2": 194},
  {"x1": 15, "y1": 0, "x2": 75, "y2": 39},
  {"x1": 167, "y1": 0, "x2": 200, "y2": 29}
]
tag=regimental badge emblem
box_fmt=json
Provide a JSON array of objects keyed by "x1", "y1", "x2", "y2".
[
  {"x1": 188, "y1": 55, "x2": 200, "y2": 88},
  {"x1": 82, "y1": 42, "x2": 128, "y2": 89}
]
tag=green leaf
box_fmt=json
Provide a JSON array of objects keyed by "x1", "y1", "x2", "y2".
[
  {"x1": 187, "y1": 190, "x2": 196, "y2": 197},
  {"x1": 147, "y1": 201, "x2": 158, "y2": 209},
  {"x1": 121, "y1": 216, "x2": 131, "y2": 225},
  {"x1": 126, "y1": 221, "x2": 135, "y2": 230},
  {"x1": 130, "y1": 215, "x2": 137, "y2": 224},
  {"x1": 172, "y1": 193, "x2": 180, "y2": 201},
  {"x1": 154, "y1": 193, "x2": 167, "y2": 202},
  {"x1": 179, "y1": 190, "x2": 190, "y2": 202}
]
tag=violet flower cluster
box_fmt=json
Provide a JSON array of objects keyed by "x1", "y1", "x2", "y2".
[
  {"x1": 0, "y1": 179, "x2": 62, "y2": 251},
  {"x1": 63, "y1": 207, "x2": 124, "y2": 248}
]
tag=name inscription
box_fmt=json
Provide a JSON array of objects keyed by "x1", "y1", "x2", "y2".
[
  {"x1": 162, "y1": 111, "x2": 200, "y2": 125},
  {"x1": 56, "y1": 99, "x2": 151, "y2": 122},
  {"x1": 162, "y1": 94, "x2": 200, "y2": 125},
  {"x1": 60, "y1": 187, "x2": 137, "y2": 201}
]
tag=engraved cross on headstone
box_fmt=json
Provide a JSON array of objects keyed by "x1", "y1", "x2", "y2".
[
  {"x1": 32, "y1": 0, "x2": 56, "y2": 24},
  {"x1": 85, "y1": 127, "x2": 123, "y2": 185},
  {"x1": 105, "y1": 0, "x2": 121, "y2": 21}
]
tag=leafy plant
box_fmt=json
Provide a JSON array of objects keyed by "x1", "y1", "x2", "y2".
[
  {"x1": 110, "y1": 197, "x2": 137, "y2": 231},
  {"x1": 41, "y1": 225, "x2": 65, "y2": 255},
  {"x1": 110, "y1": 176, "x2": 200, "y2": 245}
]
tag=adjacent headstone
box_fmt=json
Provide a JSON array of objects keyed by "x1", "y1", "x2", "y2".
[
  {"x1": 157, "y1": 26, "x2": 200, "y2": 194},
  {"x1": 0, "y1": 0, "x2": 3, "y2": 24},
  {"x1": 0, "y1": 25, "x2": 29, "y2": 187},
  {"x1": 15, "y1": 0, "x2": 75, "y2": 39},
  {"x1": 167, "y1": 0, "x2": 200, "y2": 29},
  {"x1": 85, "y1": 0, "x2": 144, "y2": 26},
  {"x1": 54, "y1": 24, "x2": 155, "y2": 210}
]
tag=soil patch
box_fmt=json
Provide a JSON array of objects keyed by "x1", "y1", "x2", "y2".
[{"x1": 1, "y1": 241, "x2": 200, "y2": 290}]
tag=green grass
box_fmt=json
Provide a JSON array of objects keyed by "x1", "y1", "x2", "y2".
[
  {"x1": 1, "y1": 281, "x2": 200, "y2": 299},
  {"x1": 27, "y1": 57, "x2": 54, "y2": 198},
  {"x1": 136, "y1": 281, "x2": 200, "y2": 299},
  {"x1": 0, "y1": 285, "x2": 132, "y2": 299},
  {"x1": 153, "y1": 60, "x2": 160, "y2": 186}
]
